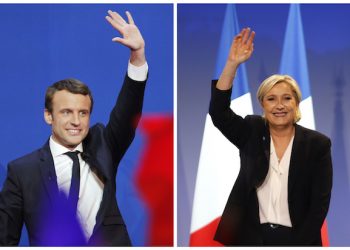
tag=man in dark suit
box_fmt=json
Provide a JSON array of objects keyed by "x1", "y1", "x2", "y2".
[{"x1": 0, "y1": 10, "x2": 147, "y2": 246}]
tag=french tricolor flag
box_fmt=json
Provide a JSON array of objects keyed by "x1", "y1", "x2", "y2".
[
  {"x1": 190, "y1": 4, "x2": 253, "y2": 246},
  {"x1": 279, "y1": 4, "x2": 329, "y2": 246}
]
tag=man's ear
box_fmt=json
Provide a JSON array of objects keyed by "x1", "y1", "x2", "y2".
[{"x1": 44, "y1": 109, "x2": 53, "y2": 125}]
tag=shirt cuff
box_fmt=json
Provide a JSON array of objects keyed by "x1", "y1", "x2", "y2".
[{"x1": 127, "y1": 61, "x2": 148, "y2": 81}]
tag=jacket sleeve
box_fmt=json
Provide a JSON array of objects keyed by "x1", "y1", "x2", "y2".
[
  {"x1": 104, "y1": 74, "x2": 147, "y2": 165},
  {"x1": 209, "y1": 80, "x2": 252, "y2": 150},
  {"x1": 0, "y1": 163, "x2": 24, "y2": 245},
  {"x1": 293, "y1": 138, "x2": 333, "y2": 245}
]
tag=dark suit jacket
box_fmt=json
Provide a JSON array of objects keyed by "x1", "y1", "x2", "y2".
[
  {"x1": 209, "y1": 81, "x2": 332, "y2": 246},
  {"x1": 0, "y1": 75, "x2": 146, "y2": 246}
]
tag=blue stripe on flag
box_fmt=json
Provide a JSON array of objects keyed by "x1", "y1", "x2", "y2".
[
  {"x1": 279, "y1": 4, "x2": 311, "y2": 100},
  {"x1": 213, "y1": 4, "x2": 249, "y2": 99}
]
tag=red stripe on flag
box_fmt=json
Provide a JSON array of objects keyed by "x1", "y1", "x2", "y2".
[
  {"x1": 190, "y1": 217, "x2": 223, "y2": 246},
  {"x1": 321, "y1": 220, "x2": 329, "y2": 246},
  {"x1": 135, "y1": 115, "x2": 173, "y2": 246}
]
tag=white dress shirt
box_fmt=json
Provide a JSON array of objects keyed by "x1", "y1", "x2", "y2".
[
  {"x1": 49, "y1": 61, "x2": 148, "y2": 241},
  {"x1": 50, "y1": 137, "x2": 104, "y2": 241},
  {"x1": 128, "y1": 60, "x2": 148, "y2": 81},
  {"x1": 257, "y1": 136, "x2": 294, "y2": 227}
]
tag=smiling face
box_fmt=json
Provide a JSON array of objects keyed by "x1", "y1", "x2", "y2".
[
  {"x1": 261, "y1": 82, "x2": 298, "y2": 129},
  {"x1": 44, "y1": 90, "x2": 91, "y2": 150}
]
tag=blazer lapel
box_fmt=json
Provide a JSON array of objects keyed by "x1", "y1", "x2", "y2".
[
  {"x1": 262, "y1": 122, "x2": 271, "y2": 161},
  {"x1": 39, "y1": 141, "x2": 60, "y2": 205},
  {"x1": 81, "y1": 151, "x2": 107, "y2": 185},
  {"x1": 88, "y1": 154, "x2": 111, "y2": 237},
  {"x1": 91, "y1": 180, "x2": 111, "y2": 237},
  {"x1": 258, "y1": 121, "x2": 271, "y2": 187},
  {"x1": 82, "y1": 140, "x2": 111, "y2": 235},
  {"x1": 288, "y1": 125, "x2": 305, "y2": 197},
  {"x1": 82, "y1": 133, "x2": 108, "y2": 184}
]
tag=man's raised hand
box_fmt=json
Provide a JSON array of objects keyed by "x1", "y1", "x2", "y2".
[{"x1": 106, "y1": 10, "x2": 146, "y2": 66}]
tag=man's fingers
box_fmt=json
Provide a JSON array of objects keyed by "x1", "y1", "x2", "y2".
[
  {"x1": 107, "y1": 10, "x2": 126, "y2": 25},
  {"x1": 126, "y1": 11, "x2": 135, "y2": 25},
  {"x1": 112, "y1": 37, "x2": 125, "y2": 44},
  {"x1": 105, "y1": 15, "x2": 123, "y2": 32},
  {"x1": 108, "y1": 10, "x2": 125, "y2": 23}
]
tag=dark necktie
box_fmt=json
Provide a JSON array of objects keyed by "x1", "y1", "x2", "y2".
[{"x1": 65, "y1": 151, "x2": 80, "y2": 211}]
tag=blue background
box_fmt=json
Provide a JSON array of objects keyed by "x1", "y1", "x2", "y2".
[
  {"x1": 0, "y1": 4, "x2": 173, "y2": 246},
  {"x1": 178, "y1": 4, "x2": 350, "y2": 246}
]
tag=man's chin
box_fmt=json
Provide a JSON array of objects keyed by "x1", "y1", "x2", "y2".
[{"x1": 65, "y1": 139, "x2": 84, "y2": 149}]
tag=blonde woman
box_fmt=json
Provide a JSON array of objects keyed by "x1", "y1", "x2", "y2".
[{"x1": 210, "y1": 28, "x2": 332, "y2": 246}]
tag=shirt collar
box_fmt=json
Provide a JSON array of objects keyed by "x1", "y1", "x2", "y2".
[
  {"x1": 269, "y1": 136, "x2": 295, "y2": 174},
  {"x1": 49, "y1": 136, "x2": 84, "y2": 158}
]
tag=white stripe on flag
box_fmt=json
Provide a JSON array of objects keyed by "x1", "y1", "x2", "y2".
[
  {"x1": 191, "y1": 93, "x2": 253, "y2": 232},
  {"x1": 298, "y1": 96, "x2": 315, "y2": 130}
]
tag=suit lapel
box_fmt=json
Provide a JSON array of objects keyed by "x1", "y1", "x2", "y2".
[
  {"x1": 39, "y1": 141, "x2": 60, "y2": 205},
  {"x1": 81, "y1": 151, "x2": 108, "y2": 185},
  {"x1": 82, "y1": 139, "x2": 111, "y2": 234},
  {"x1": 89, "y1": 157, "x2": 111, "y2": 237},
  {"x1": 82, "y1": 132, "x2": 108, "y2": 183},
  {"x1": 288, "y1": 125, "x2": 305, "y2": 197}
]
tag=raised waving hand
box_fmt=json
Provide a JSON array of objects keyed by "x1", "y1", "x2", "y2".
[
  {"x1": 228, "y1": 28, "x2": 255, "y2": 65},
  {"x1": 216, "y1": 28, "x2": 255, "y2": 90},
  {"x1": 106, "y1": 10, "x2": 145, "y2": 66}
]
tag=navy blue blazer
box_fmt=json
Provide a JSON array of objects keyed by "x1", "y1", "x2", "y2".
[
  {"x1": 209, "y1": 81, "x2": 332, "y2": 246},
  {"x1": 0, "y1": 75, "x2": 146, "y2": 246}
]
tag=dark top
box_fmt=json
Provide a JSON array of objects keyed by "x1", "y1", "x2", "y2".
[
  {"x1": 209, "y1": 81, "x2": 332, "y2": 246},
  {"x1": 0, "y1": 74, "x2": 146, "y2": 246}
]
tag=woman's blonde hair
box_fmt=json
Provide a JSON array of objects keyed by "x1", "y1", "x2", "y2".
[{"x1": 257, "y1": 74, "x2": 302, "y2": 123}]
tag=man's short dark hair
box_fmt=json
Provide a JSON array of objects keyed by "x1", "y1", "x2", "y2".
[{"x1": 45, "y1": 78, "x2": 94, "y2": 113}]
